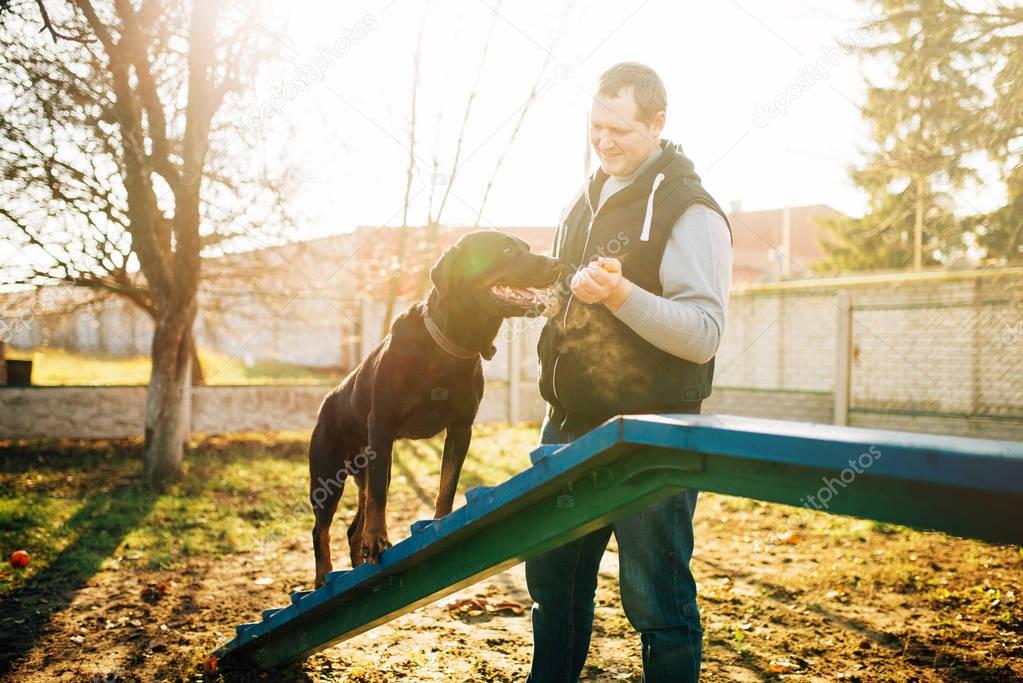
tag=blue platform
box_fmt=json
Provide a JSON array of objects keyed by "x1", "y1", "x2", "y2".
[{"x1": 213, "y1": 413, "x2": 1023, "y2": 669}]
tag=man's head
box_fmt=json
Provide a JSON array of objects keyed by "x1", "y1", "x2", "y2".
[{"x1": 590, "y1": 62, "x2": 666, "y2": 177}]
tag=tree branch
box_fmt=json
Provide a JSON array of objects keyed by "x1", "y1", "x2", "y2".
[{"x1": 34, "y1": 0, "x2": 92, "y2": 42}]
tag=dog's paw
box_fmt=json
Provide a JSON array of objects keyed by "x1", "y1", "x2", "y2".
[{"x1": 360, "y1": 530, "x2": 392, "y2": 564}]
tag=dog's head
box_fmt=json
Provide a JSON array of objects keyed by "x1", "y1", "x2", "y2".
[{"x1": 430, "y1": 231, "x2": 561, "y2": 318}]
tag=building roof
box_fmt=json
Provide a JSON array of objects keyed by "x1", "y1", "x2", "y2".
[
  {"x1": 728, "y1": 204, "x2": 841, "y2": 282},
  {"x1": 223, "y1": 205, "x2": 843, "y2": 297}
]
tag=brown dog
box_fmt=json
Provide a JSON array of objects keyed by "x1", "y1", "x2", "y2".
[{"x1": 308, "y1": 231, "x2": 560, "y2": 587}]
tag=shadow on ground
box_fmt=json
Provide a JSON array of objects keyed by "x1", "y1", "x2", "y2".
[{"x1": 0, "y1": 480, "x2": 159, "y2": 675}]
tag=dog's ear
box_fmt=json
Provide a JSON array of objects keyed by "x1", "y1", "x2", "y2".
[{"x1": 430, "y1": 245, "x2": 460, "y2": 297}]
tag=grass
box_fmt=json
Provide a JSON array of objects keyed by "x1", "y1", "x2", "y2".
[
  {"x1": 0, "y1": 424, "x2": 536, "y2": 598},
  {"x1": 2, "y1": 426, "x2": 1021, "y2": 681},
  {"x1": 5, "y1": 346, "x2": 338, "y2": 386}
]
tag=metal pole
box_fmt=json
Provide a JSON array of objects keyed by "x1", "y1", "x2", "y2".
[
  {"x1": 507, "y1": 325, "x2": 521, "y2": 424},
  {"x1": 834, "y1": 290, "x2": 853, "y2": 425}
]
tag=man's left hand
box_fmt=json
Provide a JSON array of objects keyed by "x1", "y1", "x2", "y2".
[{"x1": 569, "y1": 257, "x2": 633, "y2": 312}]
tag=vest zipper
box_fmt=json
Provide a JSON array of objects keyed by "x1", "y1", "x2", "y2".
[{"x1": 551, "y1": 194, "x2": 600, "y2": 410}]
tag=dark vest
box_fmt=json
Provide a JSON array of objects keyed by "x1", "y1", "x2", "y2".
[{"x1": 537, "y1": 139, "x2": 731, "y2": 433}]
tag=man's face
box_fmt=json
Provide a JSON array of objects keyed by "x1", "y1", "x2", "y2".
[{"x1": 589, "y1": 86, "x2": 664, "y2": 177}]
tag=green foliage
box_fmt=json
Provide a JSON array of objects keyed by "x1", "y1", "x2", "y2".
[
  {"x1": 816, "y1": 182, "x2": 959, "y2": 273},
  {"x1": 816, "y1": 1, "x2": 1023, "y2": 272},
  {"x1": 968, "y1": 164, "x2": 1023, "y2": 265}
]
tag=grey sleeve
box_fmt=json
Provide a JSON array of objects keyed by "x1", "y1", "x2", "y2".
[{"x1": 611, "y1": 204, "x2": 733, "y2": 364}]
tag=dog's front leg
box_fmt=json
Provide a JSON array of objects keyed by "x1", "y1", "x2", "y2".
[
  {"x1": 434, "y1": 422, "x2": 472, "y2": 518},
  {"x1": 361, "y1": 424, "x2": 394, "y2": 564}
]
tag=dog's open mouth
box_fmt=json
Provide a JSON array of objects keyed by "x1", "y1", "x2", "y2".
[{"x1": 490, "y1": 284, "x2": 550, "y2": 312}]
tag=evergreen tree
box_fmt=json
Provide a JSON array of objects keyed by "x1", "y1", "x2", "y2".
[
  {"x1": 966, "y1": 4, "x2": 1023, "y2": 264},
  {"x1": 815, "y1": 0, "x2": 984, "y2": 274}
]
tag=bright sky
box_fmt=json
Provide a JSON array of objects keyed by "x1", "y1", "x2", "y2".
[
  {"x1": 252, "y1": 0, "x2": 889, "y2": 238},
  {"x1": 1, "y1": 0, "x2": 1008, "y2": 275}
]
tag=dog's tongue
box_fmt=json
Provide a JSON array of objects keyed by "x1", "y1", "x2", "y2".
[{"x1": 491, "y1": 284, "x2": 538, "y2": 303}]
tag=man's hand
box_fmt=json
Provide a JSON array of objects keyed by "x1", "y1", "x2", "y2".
[{"x1": 569, "y1": 257, "x2": 633, "y2": 312}]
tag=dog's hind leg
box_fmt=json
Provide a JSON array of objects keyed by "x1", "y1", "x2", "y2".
[
  {"x1": 347, "y1": 467, "x2": 367, "y2": 568},
  {"x1": 309, "y1": 424, "x2": 346, "y2": 588}
]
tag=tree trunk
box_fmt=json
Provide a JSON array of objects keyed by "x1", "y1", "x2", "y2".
[
  {"x1": 413, "y1": 220, "x2": 442, "y2": 300},
  {"x1": 382, "y1": 229, "x2": 410, "y2": 334},
  {"x1": 143, "y1": 309, "x2": 195, "y2": 489},
  {"x1": 190, "y1": 335, "x2": 205, "y2": 386}
]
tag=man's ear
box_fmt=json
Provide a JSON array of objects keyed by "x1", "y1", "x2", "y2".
[
  {"x1": 649, "y1": 110, "x2": 666, "y2": 137},
  {"x1": 430, "y1": 245, "x2": 460, "y2": 297}
]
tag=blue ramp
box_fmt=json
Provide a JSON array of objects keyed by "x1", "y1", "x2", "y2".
[{"x1": 213, "y1": 414, "x2": 1023, "y2": 669}]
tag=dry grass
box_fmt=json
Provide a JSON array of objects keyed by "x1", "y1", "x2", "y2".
[
  {"x1": 5, "y1": 347, "x2": 337, "y2": 386},
  {"x1": 1, "y1": 426, "x2": 1021, "y2": 682}
]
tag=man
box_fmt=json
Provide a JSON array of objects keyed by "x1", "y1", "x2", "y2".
[{"x1": 528, "y1": 62, "x2": 733, "y2": 682}]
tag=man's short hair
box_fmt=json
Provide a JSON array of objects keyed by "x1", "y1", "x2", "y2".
[{"x1": 597, "y1": 62, "x2": 667, "y2": 123}]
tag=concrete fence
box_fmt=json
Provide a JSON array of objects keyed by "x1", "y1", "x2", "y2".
[
  {"x1": 0, "y1": 383, "x2": 548, "y2": 440},
  {"x1": 3, "y1": 269, "x2": 1022, "y2": 442}
]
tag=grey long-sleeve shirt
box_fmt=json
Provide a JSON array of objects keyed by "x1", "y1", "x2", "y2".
[{"x1": 587, "y1": 148, "x2": 734, "y2": 364}]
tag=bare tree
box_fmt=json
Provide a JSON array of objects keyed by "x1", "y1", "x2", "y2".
[
  {"x1": 473, "y1": 43, "x2": 555, "y2": 229},
  {"x1": 381, "y1": 30, "x2": 423, "y2": 331},
  {"x1": 407, "y1": 1, "x2": 503, "y2": 302},
  {"x1": 380, "y1": 5, "x2": 564, "y2": 306},
  {"x1": 0, "y1": 1, "x2": 292, "y2": 487}
]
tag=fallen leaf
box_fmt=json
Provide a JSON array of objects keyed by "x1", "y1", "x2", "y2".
[
  {"x1": 767, "y1": 658, "x2": 800, "y2": 673},
  {"x1": 140, "y1": 582, "x2": 169, "y2": 603},
  {"x1": 778, "y1": 531, "x2": 801, "y2": 545},
  {"x1": 147, "y1": 637, "x2": 169, "y2": 652},
  {"x1": 253, "y1": 576, "x2": 274, "y2": 586},
  {"x1": 444, "y1": 597, "x2": 488, "y2": 613},
  {"x1": 489, "y1": 600, "x2": 526, "y2": 616}
]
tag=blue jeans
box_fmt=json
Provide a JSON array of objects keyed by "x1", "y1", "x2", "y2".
[{"x1": 525, "y1": 413, "x2": 703, "y2": 683}]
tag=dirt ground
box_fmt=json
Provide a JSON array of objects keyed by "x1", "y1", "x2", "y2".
[{"x1": 1, "y1": 428, "x2": 1021, "y2": 682}]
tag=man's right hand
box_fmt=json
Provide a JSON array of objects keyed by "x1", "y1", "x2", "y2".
[{"x1": 569, "y1": 257, "x2": 632, "y2": 311}]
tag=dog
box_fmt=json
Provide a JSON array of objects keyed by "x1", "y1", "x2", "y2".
[{"x1": 309, "y1": 230, "x2": 561, "y2": 586}]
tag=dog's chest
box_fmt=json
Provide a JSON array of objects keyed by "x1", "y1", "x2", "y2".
[
  {"x1": 396, "y1": 408, "x2": 452, "y2": 440},
  {"x1": 393, "y1": 378, "x2": 482, "y2": 440}
]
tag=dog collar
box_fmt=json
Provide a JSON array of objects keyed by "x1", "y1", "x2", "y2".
[{"x1": 423, "y1": 312, "x2": 495, "y2": 360}]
